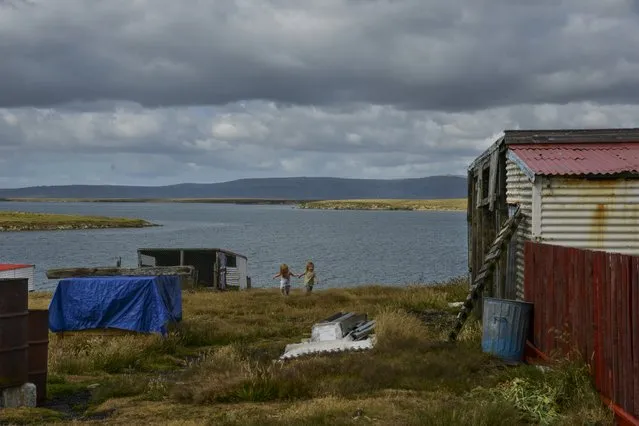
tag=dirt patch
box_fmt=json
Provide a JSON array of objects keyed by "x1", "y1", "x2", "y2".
[{"x1": 40, "y1": 388, "x2": 115, "y2": 422}]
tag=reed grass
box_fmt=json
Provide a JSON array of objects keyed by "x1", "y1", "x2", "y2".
[{"x1": 1, "y1": 278, "x2": 612, "y2": 425}]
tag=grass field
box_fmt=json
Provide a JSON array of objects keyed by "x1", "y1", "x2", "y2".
[
  {"x1": 298, "y1": 199, "x2": 468, "y2": 211},
  {"x1": 0, "y1": 211, "x2": 155, "y2": 232},
  {"x1": 1, "y1": 279, "x2": 612, "y2": 425}
]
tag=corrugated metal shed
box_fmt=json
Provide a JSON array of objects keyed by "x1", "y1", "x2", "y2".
[
  {"x1": 469, "y1": 128, "x2": 639, "y2": 306},
  {"x1": 509, "y1": 143, "x2": 639, "y2": 176}
]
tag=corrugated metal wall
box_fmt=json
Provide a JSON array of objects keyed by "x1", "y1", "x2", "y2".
[
  {"x1": 524, "y1": 241, "x2": 639, "y2": 418},
  {"x1": 505, "y1": 159, "x2": 533, "y2": 300},
  {"x1": 540, "y1": 178, "x2": 639, "y2": 255},
  {"x1": 237, "y1": 257, "x2": 248, "y2": 289},
  {"x1": 226, "y1": 267, "x2": 240, "y2": 286},
  {"x1": 226, "y1": 257, "x2": 248, "y2": 288},
  {"x1": 0, "y1": 266, "x2": 35, "y2": 291}
]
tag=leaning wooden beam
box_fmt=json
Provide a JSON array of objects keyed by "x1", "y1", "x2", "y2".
[
  {"x1": 46, "y1": 266, "x2": 195, "y2": 279},
  {"x1": 448, "y1": 207, "x2": 523, "y2": 342}
]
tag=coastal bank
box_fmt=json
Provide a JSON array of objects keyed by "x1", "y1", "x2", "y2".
[{"x1": 0, "y1": 211, "x2": 156, "y2": 232}]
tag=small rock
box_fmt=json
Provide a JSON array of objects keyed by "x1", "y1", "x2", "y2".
[{"x1": 1, "y1": 383, "x2": 37, "y2": 408}]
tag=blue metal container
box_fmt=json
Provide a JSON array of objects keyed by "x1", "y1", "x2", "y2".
[{"x1": 481, "y1": 297, "x2": 533, "y2": 363}]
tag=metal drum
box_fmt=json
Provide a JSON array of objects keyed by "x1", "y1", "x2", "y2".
[
  {"x1": 482, "y1": 297, "x2": 533, "y2": 363},
  {"x1": 28, "y1": 309, "x2": 49, "y2": 404},
  {"x1": 0, "y1": 278, "x2": 29, "y2": 389}
]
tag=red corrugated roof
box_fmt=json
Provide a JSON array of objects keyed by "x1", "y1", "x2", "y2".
[
  {"x1": 0, "y1": 264, "x2": 33, "y2": 272},
  {"x1": 509, "y1": 143, "x2": 639, "y2": 176}
]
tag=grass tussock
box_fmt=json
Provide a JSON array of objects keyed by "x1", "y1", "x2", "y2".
[
  {"x1": 0, "y1": 210, "x2": 154, "y2": 231},
  {"x1": 0, "y1": 408, "x2": 64, "y2": 425},
  {"x1": 298, "y1": 198, "x2": 467, "y2": 212},
  {"x1": 19, "y1": 277, "x2": 613, "y2": 425}
]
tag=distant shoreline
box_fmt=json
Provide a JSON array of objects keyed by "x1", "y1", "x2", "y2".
[
  {"x1": 0, "y1": 197, "x2": 468, "y2": 211},
  {"x1": 0, "y1": 197, "x2": 305, "y2": 205},
  {"x1": 0, "y1": 211, "x2": 157, "y2": 232},
  {"x1": 298, "y1": 199, "x2": 467, "y2": 211}
]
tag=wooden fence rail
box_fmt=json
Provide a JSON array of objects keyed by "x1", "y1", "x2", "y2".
[{"x1": 524, "y1": 241, "x2": 639, "y2": 419}]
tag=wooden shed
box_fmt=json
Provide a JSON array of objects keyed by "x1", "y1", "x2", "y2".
[
  {"x1": 468, "y1": 128, "x2": 639, "y2": 306},
  {"x1": 137, "y1": 248, "x2": 249, "y2": 290}
]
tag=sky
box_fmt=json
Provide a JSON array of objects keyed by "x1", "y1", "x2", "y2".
[{"x1": 2, "y1": 0, "x2": 639, "y2": 187}]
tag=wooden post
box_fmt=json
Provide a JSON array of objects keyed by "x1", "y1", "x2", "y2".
[
  {"x1": 467, "y1": 169, "x2": 474, "y2": 281},
  {"x1": 213, "y1": 252, "x2": 219, "y2": 289},
  {"x1": 179, "y1": 250, "x2": 185, "y2": 266}
]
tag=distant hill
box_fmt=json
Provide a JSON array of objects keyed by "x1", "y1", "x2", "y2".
[{"x1": 0, "y1": 176, "x2": 467, "y2": 200}]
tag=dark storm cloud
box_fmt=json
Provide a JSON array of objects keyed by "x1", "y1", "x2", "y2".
[
  {"x1": 2, "y1": 0, "x2": 639, "y2": 110},
  {"x1": 2, "y1": 1, "x2": 639, "y2": 187}
]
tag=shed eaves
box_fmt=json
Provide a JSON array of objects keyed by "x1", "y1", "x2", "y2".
[
  {"x1": 0, "y1": 264, "x2": 33, "y2": 272},
  {"x1": 509, "y1": 143, "x2": 639, "y2": 176}
]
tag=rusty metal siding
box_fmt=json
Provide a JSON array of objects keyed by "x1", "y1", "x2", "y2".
[
  {"x1": 506, "y1": 158, "x2": 533, "y2": 300},
  {"x1": 0, "y1": 266, "x2": 35, "y2": 292},
  {"x1": 524, "y1": 241, "x2": 639, "y2": 419},
  {"x1": 539, "y1": 178, "x2": 639, "y2": 254}
]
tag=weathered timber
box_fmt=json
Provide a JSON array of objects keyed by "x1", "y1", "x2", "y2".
[
  {"x1": 46, "y1": 266, "x2": 195, "y2": 279},
  {"x1": 448, "y1": 207, "x2": 523, "y2": 342},
  {"x1": 484, "y1": 249, "x2": 502, "y2": 263}
]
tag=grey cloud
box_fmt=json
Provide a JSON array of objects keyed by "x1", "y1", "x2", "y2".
[
  {"x1": 2, "y1": 1, "x2": 639, "y2": 110},
  {"x1": 2, "y1": 101, "x2": 639, "y2": 187}
]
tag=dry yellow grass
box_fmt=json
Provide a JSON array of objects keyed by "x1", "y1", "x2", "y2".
[
  {"x1": 1, "y1": 279, "x2": 612, "y2": 426},
  {"x1": 298, "y1": 198, "x2": 467, "y2": 211},
  {"x1": 0, "y1": 211, "x2": 154, "y2": 231}
]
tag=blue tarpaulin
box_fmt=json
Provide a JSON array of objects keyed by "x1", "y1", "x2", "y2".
[{"x1": 48, "y1": 275, "x2": 182, "y2": 335}]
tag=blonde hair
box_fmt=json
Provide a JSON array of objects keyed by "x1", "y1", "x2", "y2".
[{"x1": 280, "y1": 264, "x2": 289, "y2": 275}]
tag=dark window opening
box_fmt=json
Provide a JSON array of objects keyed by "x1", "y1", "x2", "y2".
[
  {"x1": 225, "y1": 255, "x2": 237, "y2": 268},
  {"x1": 140, "y1": 251, "x2": 180, "y2": 266}
]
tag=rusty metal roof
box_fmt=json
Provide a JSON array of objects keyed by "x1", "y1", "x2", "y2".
[
  {"x1": 509, "y1": 143, "x2": 639, "y2": 176},
  {"x1": 0, "y1": 264, "x2": 33, "y2": 272}
]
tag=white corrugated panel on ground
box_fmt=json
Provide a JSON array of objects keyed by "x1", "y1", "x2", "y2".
[
  {"x1": 540, "y1": 177, "x2": 639, "y2": 254},
  {"x1": 505, "y1": 159, "x2": 533, "y2": 300},
  {"x1": 0, "y1": 265, "x2": 35, "y2": 291}
]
